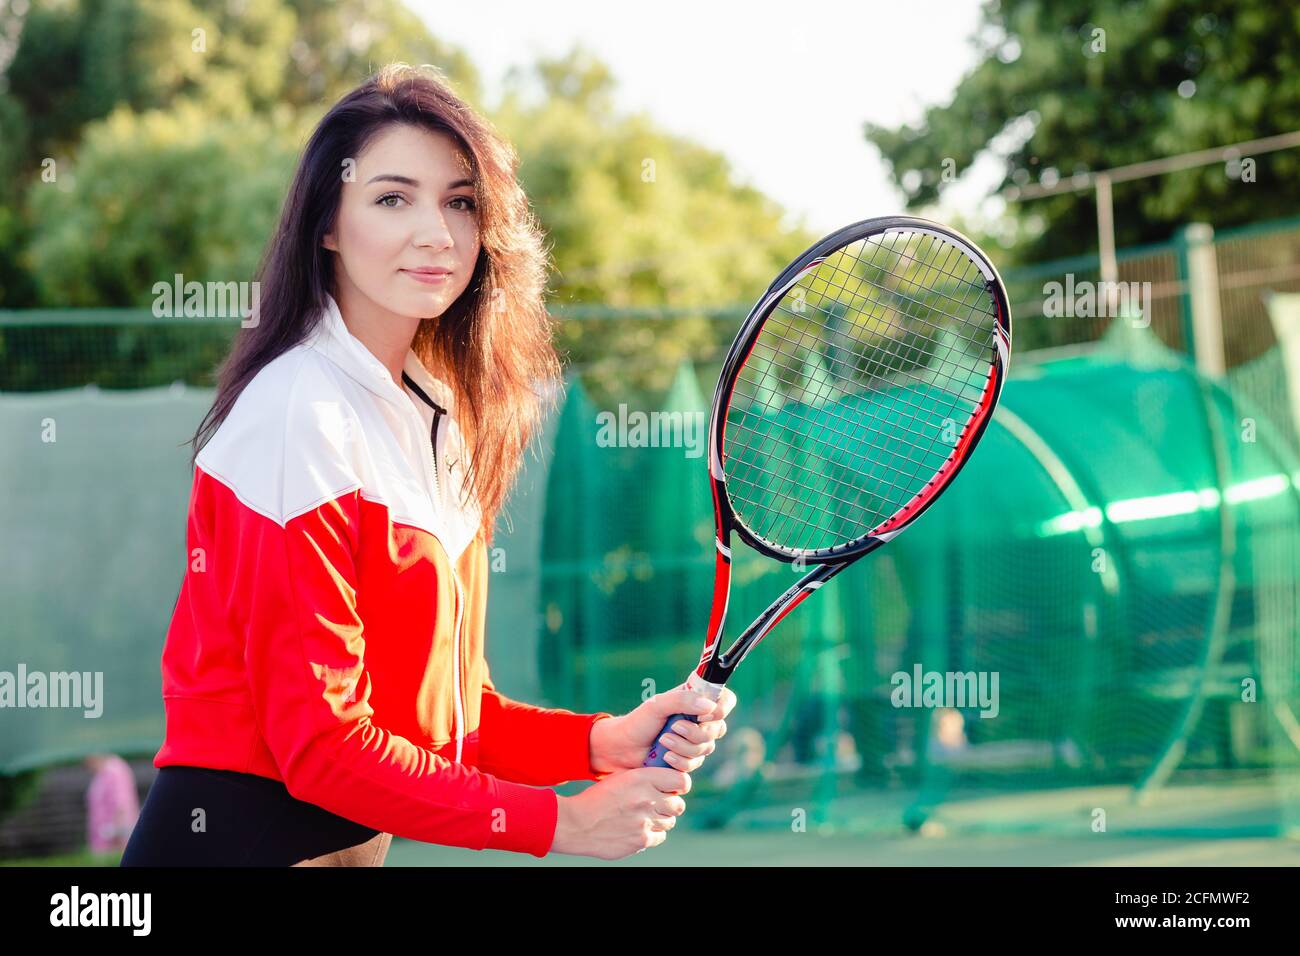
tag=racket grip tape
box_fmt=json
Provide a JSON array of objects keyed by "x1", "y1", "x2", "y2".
[{"x1": 641, "y1": 673, "x2": 725, "y2": 769}]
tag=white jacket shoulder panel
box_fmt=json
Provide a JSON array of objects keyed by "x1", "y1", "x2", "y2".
[{"x1": 196, "y1": 294, "x2": 482, "y2": 562}]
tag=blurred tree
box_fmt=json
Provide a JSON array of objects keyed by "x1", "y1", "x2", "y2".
[
  {"x1": 497, "y1": 48, "x2": 810, "y2": 402},
  {"x1": 4, "y1": 0, "x2": 476, "y2": 150},
  {"x1": 0, "y1": 0, "x2": 476, "y2": 308},
  {"x1": 864, "y1": 0, "x2": 1300, "y2": 262},
  {"x1": 24, "y1": 101, "x2": 306, "y2": 306},
  {"x1": 276, "y1": 0, "x2": 479, "y2": 107},
  {"x1": 0, "y1": 87, "x2": 35, "y2": 307}
]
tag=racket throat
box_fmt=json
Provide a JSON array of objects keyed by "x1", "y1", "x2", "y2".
[
  {"x1": 714, "y1": 562, "x2": 847, "y2": 676},
  {"x1": 697, "y1": 530, "x2": 734, "y2": 678}
]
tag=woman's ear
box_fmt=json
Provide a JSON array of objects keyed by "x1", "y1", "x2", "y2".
[{"x1": 321, "y1": 230, "x2": 338, "y2": 252}]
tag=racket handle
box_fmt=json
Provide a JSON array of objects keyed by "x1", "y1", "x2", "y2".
[{"x1": 641, "y1": 673, "x2": 725, "y2": 769}]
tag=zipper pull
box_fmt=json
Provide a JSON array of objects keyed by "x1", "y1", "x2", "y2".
[{"x1": 429, "y1": 407, "x2": 445, "y2": 502}]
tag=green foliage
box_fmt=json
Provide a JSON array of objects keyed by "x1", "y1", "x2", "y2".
[
  {"x1": 865, "y1": 0, "x2": 1300, "y2": 261},
  {"x1": 498, "y1": 49, "x2": 810, "y2": 403},
  {"x1": 0, "y1": 90, "x2": 35, "y2": 307},
  {"x1": 25, "y1": 101, "x2": 305, "y2": 306},
  {"x1": 275, "y1": 0, "x2": 480, "y2": 108},
  {"x1": 1, "y1": 0, "x2": 479, "y2": 308},
  {"x1": 4, "y1": 0, "x2": 477, "y2": 147}
]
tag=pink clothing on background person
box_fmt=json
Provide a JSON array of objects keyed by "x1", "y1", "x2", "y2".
[{"x1": 85, "y1": 755, "x2": 140, "y2": 853}]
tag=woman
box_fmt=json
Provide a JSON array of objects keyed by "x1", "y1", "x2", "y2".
[{"x1": 121, "y1": 63, "x2": 735, "y2": 866}]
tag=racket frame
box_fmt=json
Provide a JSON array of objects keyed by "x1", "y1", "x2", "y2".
[{"x1": 697, "y1": 216, "x2": 1012, "y2": 683}]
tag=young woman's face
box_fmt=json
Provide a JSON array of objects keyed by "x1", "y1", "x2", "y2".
[{"x1": 323, "y1": 123, "x2": 482, "y2": 320}]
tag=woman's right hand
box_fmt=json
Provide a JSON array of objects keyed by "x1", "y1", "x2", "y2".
[{"x1": 550, "y1": 767, "x2": 690, "y2": 859}]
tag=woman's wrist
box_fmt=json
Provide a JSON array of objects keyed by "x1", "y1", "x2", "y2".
[
  {"x1": 588, "y1": 714, "x2": 621, "y2": 775},
  {"x1": 551, "y1": 793, "x2": 573, "y2": 854}
]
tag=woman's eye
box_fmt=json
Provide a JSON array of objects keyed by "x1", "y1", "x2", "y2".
[
  {"x1": 377, "y1": 193, "x2": 405, "y2": 207},
  {"x1": 448, "y1": 196, "x2": 477, "y2": 212}
]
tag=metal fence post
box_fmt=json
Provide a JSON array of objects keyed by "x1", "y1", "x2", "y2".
[{"x1": 1179, "y1": 223, "x2": 1227, "y2": 376}]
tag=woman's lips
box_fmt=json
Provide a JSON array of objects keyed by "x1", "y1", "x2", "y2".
[{"x1": 401, "y1": 269, "x2": 452, "y2": 285}]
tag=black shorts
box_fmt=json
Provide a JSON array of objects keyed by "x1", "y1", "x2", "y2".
[{"x1": 120, "y1": 766, "x2": 391, "y2": 867}]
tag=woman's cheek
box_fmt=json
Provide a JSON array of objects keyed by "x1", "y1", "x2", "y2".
[
  {"x1": 353, "y1": 210, "x2": 399, "y2": 266},
  {"x1": 457, "y1": 233, "x2": 481, "y2": 296}
]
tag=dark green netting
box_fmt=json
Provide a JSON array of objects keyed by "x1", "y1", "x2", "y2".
[{"x1": 539, "y1": 350, "x2": 1300, "y2": 836}]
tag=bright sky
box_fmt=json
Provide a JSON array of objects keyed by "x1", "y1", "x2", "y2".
[{"x1": 412, "y1": 0, "x2": 993, "y2": 234}]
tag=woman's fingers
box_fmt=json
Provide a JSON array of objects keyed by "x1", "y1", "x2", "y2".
[
  {"x1": 650, "y1": 813, "x2": 678, "y2": 832},
  {"x1": 659, "y1": 746, "x2": 714, "y2": 772},
  {"x1": 672, "y1": 719, "x2": 709, "y2": 743},
  {"x1": 696, "y1": 688, "x2": 738, "y2": 722},
  {"x1": 659, "y1": 730, "x2": 717, "y2": 757},
  {"x1": 663, "y1": 795, "x2": 687, "y2": 816},
  {"x1": 665, "y1": 718, "x2": 725, "y2": 747},
  {"x1": 714, "y1": 688, "x2": 738, "y2": 719}
]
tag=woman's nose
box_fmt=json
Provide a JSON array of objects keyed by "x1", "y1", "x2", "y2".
[{"x1": 413, "y1": 211, "x2": 455, "y2": 250}]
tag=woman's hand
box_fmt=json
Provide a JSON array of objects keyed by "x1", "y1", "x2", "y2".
[
  {"x1": 589, "y1": 684, "x2": 738, "y2": 774},
  {"x1": 551, "y1": 768, "x2": 690, "y2": 860}
]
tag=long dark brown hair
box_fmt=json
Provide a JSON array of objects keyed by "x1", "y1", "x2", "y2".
[{"x1": 190, "y1": 63, "x2": 560, "y2": 535}]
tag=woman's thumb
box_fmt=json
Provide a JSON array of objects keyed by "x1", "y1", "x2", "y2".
[{"x1": 664, "y1": 686, "x2": 715, "y2": 719}]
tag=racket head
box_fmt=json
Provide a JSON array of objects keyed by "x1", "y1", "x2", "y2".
[{"x1": 708, "y1": 216, "x2": 1012, "y2": 563}]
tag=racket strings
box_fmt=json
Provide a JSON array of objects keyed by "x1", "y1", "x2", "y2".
[
  {"x1": 746, "y1": 235, "x2": 996, "y2": 546},
  {"x1": 744, "y1": 237, "x2": 992, "y2": 436},
  {"x1": 858, "y1": 241, "x2": 992, "y2": 315},
  {"x1": 808, "y1": 235, "x2": 995, "y2": 372},
  {"x1": 750, "y1": 318, "x2": 988, "y2": 416},
  {"x1": 733, "y1": 243, "x2": 982, "y2": 548},
  {"x1": 726, "y1": 347, "x2": 978, "y2": 501},
  {"x1": 725, "y1": 418, "x2": 939, "y2": 533},
  {"x1": 738, "y1": 331, "x2": 985, "y2": 543},
  {"x1": 805, "y1": 255, "x2": 992, "y2": 358},
  {"x1": 753, "y1": 239, "x2": 994, "y2": 410},
  {"x1": 724, "y1": 230, "x2": 999, "y2": 553}
]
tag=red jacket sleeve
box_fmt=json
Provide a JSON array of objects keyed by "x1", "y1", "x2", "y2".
[
  {"x1": 224, "y1": 476, "x2": 560, "y2": 857},
  {"x1": 476, "y1": 667, "x2": 614, "y2": 786}
]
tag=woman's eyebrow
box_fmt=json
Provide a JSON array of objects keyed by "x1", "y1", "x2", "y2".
[
  {"x1": 365, "y1": 174, "x2": 420, "y2": 187},
  {"x1": 363, "y1": 174, "x2": 474, "y2": 190}
]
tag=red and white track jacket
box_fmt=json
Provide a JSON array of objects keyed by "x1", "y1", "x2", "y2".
[{"x1": 155, "y1": 292, "x2": 611, "y2": 857}]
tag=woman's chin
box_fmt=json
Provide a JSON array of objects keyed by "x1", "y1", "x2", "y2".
[{"x1": 387, "y1": 288, "x2": 454, "y2": 319}]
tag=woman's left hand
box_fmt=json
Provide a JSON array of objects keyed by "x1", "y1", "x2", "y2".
[{"x1": 590, "y1": 685, "x2": 739, "y2": 774}]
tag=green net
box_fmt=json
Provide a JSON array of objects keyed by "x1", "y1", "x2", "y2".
[{"x1": 532, "y1": 346, "x2": 1300, "y2": 837}]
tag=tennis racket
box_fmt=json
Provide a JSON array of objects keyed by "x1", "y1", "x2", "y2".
[{"x1": 644, "y1": 215, "x2": 1012, "y2": 768}]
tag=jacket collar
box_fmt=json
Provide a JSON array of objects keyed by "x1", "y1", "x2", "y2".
[
  {"x1": 310, "y1": 291, "x2": 455, "y2": 415},
  {"x1": 402, "y1": 349, "x2": 455, "y2": 414}
]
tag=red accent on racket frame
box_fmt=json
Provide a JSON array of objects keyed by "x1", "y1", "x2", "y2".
[{"x1": 696, "y1": 544, "x2": 732, "y2": 676}]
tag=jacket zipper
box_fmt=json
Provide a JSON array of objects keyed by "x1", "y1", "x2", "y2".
[
  {"x1": 429, "y1": 405, "x2": 445, "y2": 502},
  {"x1": 424, "y1": 397, "x2": 465, "y2": 763},
  {"x1": 399, "y1": 372, "x2": 466, "y2": 764}
]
